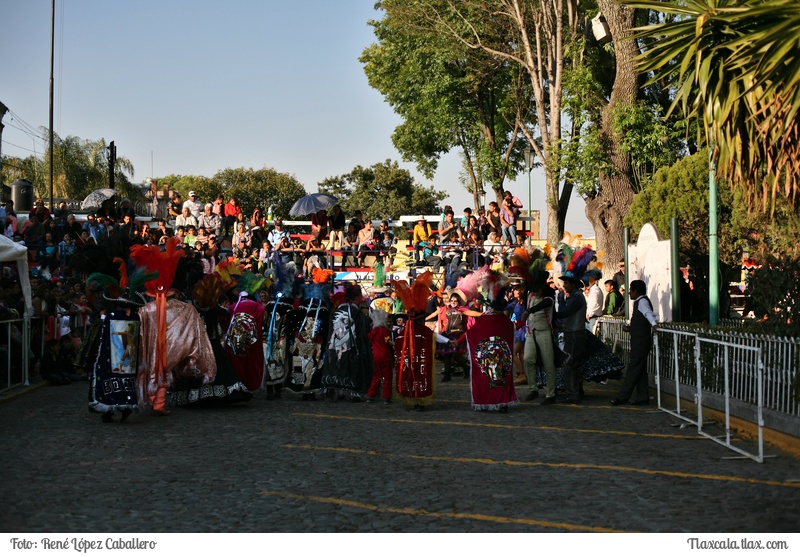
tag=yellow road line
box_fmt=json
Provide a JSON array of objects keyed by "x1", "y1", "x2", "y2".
[
  {"x1": 290, "y1": 411, "x2": 693, "y2": 439},
  {"x1": 260, "y1": 490, "x2": 627, "y2": 532},
  {"x1": 283, "y1": 444, "x2": 800, "y2": 489}
]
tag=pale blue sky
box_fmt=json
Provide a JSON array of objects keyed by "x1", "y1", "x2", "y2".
[{"x1": 1, "y1": 0, "x2": 592, "y2": 236}]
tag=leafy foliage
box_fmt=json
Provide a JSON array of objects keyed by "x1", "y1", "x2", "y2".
[
  {"x1": 2, "y1": 132, "x2": 138, "y2": 202},
  {"x1": 625, "y1": 0, "x2": 800, "y2": 215},
  {"x1": 318, "y1": 159, "x2": 445, "y2": 221},
  {"x1": 625, "y1": 148, "x2": 749, "y2": 283},
  {"x1": 155, "y1": 167, "x2": 306, "y2": 219},
  {"x1": 744, "y1": 255, "x2": 800, "y2": 336}
]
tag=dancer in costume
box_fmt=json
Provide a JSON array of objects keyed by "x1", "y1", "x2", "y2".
[
  {"x1": 366, "y1": 309, "x2": 394, "y2": 403},
  {"x1": 86, "y1": 258, "x2": 154, "y2": 422},
  {"x1": 223, "y1": 270, "x2": 267, "y2": 391},
  {"x1": 284, "y1": 268, "x2": 332, "y2": 399},
  {"x1": 391, "y1": 271, "x2": 436, "y2": 411},
  {"x1": 464, "y1": 271, "x2": 519, "y2": 412},
  {"x1": 434, "y1": 288, "x2": 471, "y2": 381},
  {"x1": 320, "y1": 282, "x2": 374, "y2": 400},
  {"x1": 169, "y1": 272, "x2": 252, "y2": 407},
  {"x1": 262, "y1": 253, "x2": 301, "y2": 399},
  {"x1": 131, "y1": 237, "x2": 216, "y2": 415}
]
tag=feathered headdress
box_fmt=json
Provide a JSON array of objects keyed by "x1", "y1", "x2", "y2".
[
  {"x1": 129, "y1": 236, "x2": 184, "y2": 297},
  {"x1": 191, "y1": 273, "x2": 227, "y2": 310},
  {"x1": 391, "y1": 270, "x2": 434, "y2": 315},
  {"x1": 85, "y1": 257, "x2": 156, "y2": 306},
  {"x1": 561, "y1": 245, "x2": 596, "y2": 285},
  {"x1": 236, "y1": 270, "x2": 267, "y2": 297},
  {"x1": 312, "y1": 267, "x2": 335, "y2": 284},
  {"x1": 481, "y1": 269, "x2": 510, "y2": 310},
  {"x1": 214, "y1": 257, "x2": 241, "y2": 292},
  {"x1": 456, "y1": 265, "x2": 488, "y2": 301}
]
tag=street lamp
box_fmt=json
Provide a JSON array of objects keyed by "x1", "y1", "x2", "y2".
[
  {"x1": 523, "y1": 146, "x2": 535, "y2": 234},
  {"x1": 477, "y1": 186, "x2": 486, "y2": 210}
]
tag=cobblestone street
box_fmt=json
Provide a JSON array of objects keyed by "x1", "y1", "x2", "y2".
[{"x1": 2, "y1": 372, "x2": 799, "y2": 533}]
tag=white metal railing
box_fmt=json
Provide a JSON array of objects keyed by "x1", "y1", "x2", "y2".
[
  {"x1": 596, "y1": 317, "x2": 779, "y2": 463},
  {"x1": 0, "y1": 315, "x2": 31, "y2": 392}
]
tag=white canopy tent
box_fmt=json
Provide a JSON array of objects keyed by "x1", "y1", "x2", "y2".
[{"x1": 0, "y1": 234, "x2": 33, "y2": 386}]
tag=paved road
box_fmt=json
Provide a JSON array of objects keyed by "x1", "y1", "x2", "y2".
[{"x1": 1, "y1": 370, "x2": 799, "y2": 533}]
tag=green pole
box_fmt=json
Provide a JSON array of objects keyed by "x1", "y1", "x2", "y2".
[
  {"x1": 709, "y1": 149, "x2": 719, "y2": 325},
  {"x1": 671, "y1": 217, "x2": 681, "y2": 322},
  {"x1": 623, "y1": 226, "x2": 630, "y2": 317}
]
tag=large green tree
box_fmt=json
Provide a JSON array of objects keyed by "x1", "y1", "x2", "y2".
[
  {"x1": 625, "y1": 0, "x2": 800, "y2": 216},
  {"x1": 155, "y1": 167, "x2": 306, "y2": 220},
  {"x1": 626, "y1": 149, "x2": 749, "y2": 272},
  {"x1": 318, "y1": 159, "x2": 445, "y2": 221},
  {"x1": 363, "y1": 1, "x2": 529, "y2": 207},
  {"x1": 365, "y1": 0, "x2": 659, "y2": 274}
]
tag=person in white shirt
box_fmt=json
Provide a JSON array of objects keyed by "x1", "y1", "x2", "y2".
[
  {"x1": 584, "y1": 273, "x2": 604, "y2": 333},
  {"x1": 611, "y1": 279, "x2": 658, "y2": 406},
  {"x1": 175, "y1": 206, "x2": 198, "y2": 229},
  {"x1": 182, "y1": 191, "x2": 204, "y2": 220}
]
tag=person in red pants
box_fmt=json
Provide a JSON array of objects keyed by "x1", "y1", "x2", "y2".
[{"x1": 366, "y1": 309, "x2": 394, "y2": 403}]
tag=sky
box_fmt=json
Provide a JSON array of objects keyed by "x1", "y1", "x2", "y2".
[{"x1": 1, "y1": 0, "x2": 593, "y2": 236}]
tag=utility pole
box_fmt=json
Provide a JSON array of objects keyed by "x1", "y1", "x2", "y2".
[
  {"x1": 0, "y1": 101, "x2": 8, "y2": 188},
  {"x1": 48, "y1": 0, "x2": 55, "y2": 211},
  {"x1": 108, "y1": 141, "x2": 116, "y2": 190}
]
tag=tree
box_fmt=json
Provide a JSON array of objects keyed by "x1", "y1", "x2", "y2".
[
  {"x1": 625, "y1": 149, "x2": 750, "y2": 320},
  {"x1": 363, "y1": 2, "x2": 528, "y2": 207},
  {"x1": 366, "y1": 1, "x2": 660, "y2": 274},
  {"x1": 2, "y1": 132, "x2": 138, "y2": 202},
  {"x1": 318, "y1": 159, "x2": 445, "y2": 221},
  {"x1": 625, "y1": 0, "x2": 800, "y2": 216},
  {"x1": 155, "y1": 167, "x2": 306, "y2": 219}
]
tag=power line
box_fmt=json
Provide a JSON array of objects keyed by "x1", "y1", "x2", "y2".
[{"x1": 1, "y1": 139, "x2": 42, "y2": 154}]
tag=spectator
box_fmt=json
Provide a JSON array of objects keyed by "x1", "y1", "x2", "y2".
[
  {"x1": 168, "y1": 193, "x2": 183, "y2": 222},
  {"x1": 183, "y1": 191, "x2": 203, "y2": 220},
  {"x1": 223, "y1": 196, "x2": 242, "y2": 237},
  {"x1": 603, "y1": 280, "x2": 625, "y2": 316},
  {"x1": 250, "y1": 206, "x2": 266, "y2": 229},
  {"x1": 267, "y1": 218, "x2": 292, "y2": 263},
  {"x1": 152, "y1": 218, "x2": 172, "y2": 243},
  {"x1": 29, "y1": 198, "x2": 52, "y2": 224},
  {"x1": 311, "y1": 208, "x2": 328, "y2": 241},
  {"x1": 357, "y1": 220, "x2": 376, "y2": 266},
  {"x1": 118, "y1": 198, "x2": 136, "y2": 220},
  {"x1": 212, "y1": 194, "x2": 225, "y2": 218},
  {"x1": 412, "y1": 216, "x2": 433, "y2": 263},
  {"x1": 328, "y1": 204, "x2": 346, "y2": 250},
  {"x1": 613, "y1": 259, "x2": 626, "y2": 295},
  {"x1": 198, "y1": 203, "x2": 222, "y2": 238},
  {"x1": 341, "y1": 223, "x2": 360, "y2": 267},
  {"x1": 118, "y1": 214, "x2": 141, "y2": 240},
  {"x1": 175, "y1": 206, "x2": 198, "y2": 230},
  {"x1": 500, "y1": 197, "x2": 517, "y2": 245}
]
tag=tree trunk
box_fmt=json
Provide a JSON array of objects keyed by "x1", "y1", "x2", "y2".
[{"x1": 586, "y1": 1, "x2": 639, "y2": 276}]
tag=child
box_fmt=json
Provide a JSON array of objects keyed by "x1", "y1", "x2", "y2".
[
  {"x1": 257, "y1": 239, "x2": 273, "y2": 274},
  {"x1": 366, "y1": 310, "x2": 394, "y2": 404}
]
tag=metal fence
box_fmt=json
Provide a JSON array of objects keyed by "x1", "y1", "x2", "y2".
[
  {"x1": 0, "y1": 316, "x2": 33, "y2": 392},
  {"x1": 596, "y1": 317, "x2": 799, "y2": 462}
]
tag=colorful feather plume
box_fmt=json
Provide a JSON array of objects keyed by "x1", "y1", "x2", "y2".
[
  {"x1": 456, "y1": 265, "x2": 488, "y2": 301},
  {"x1": 192, "y1": 273, "x2": 226, "y2": 310},
  {"x1": 129, "y1": 236, "x2": 184, "y2": 296},
  {"x1": 312, "y1": 267, "x2": 334, "y2": 284},
  {"x1": 214, "y1": 257, "x2": 241, "y2": 291},
  {"x1": 114, "y1": 257, "x2": 129, "y2": 290},
  {"x1": 391, "y1": 270, "x2": 433, "y2": 314},
  {"x1": 86, "y1": 272, "x2": 123, "y2": 299},
  {"x1": 237, "y1": 270, "x2": 267, "y2": 296}
]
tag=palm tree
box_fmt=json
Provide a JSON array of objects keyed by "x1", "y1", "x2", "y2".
[{"x1": 624, "y1": 0, "x2": 800, "y2": 215}]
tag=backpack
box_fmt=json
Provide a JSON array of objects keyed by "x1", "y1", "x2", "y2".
[{"x1": 224, "y1": 312, "x2": 258, "y2": 356}]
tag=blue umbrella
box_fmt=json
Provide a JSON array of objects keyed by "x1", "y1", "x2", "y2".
[{"x1": 289, "y1": 192, "x2": 338, "y2": 217}]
